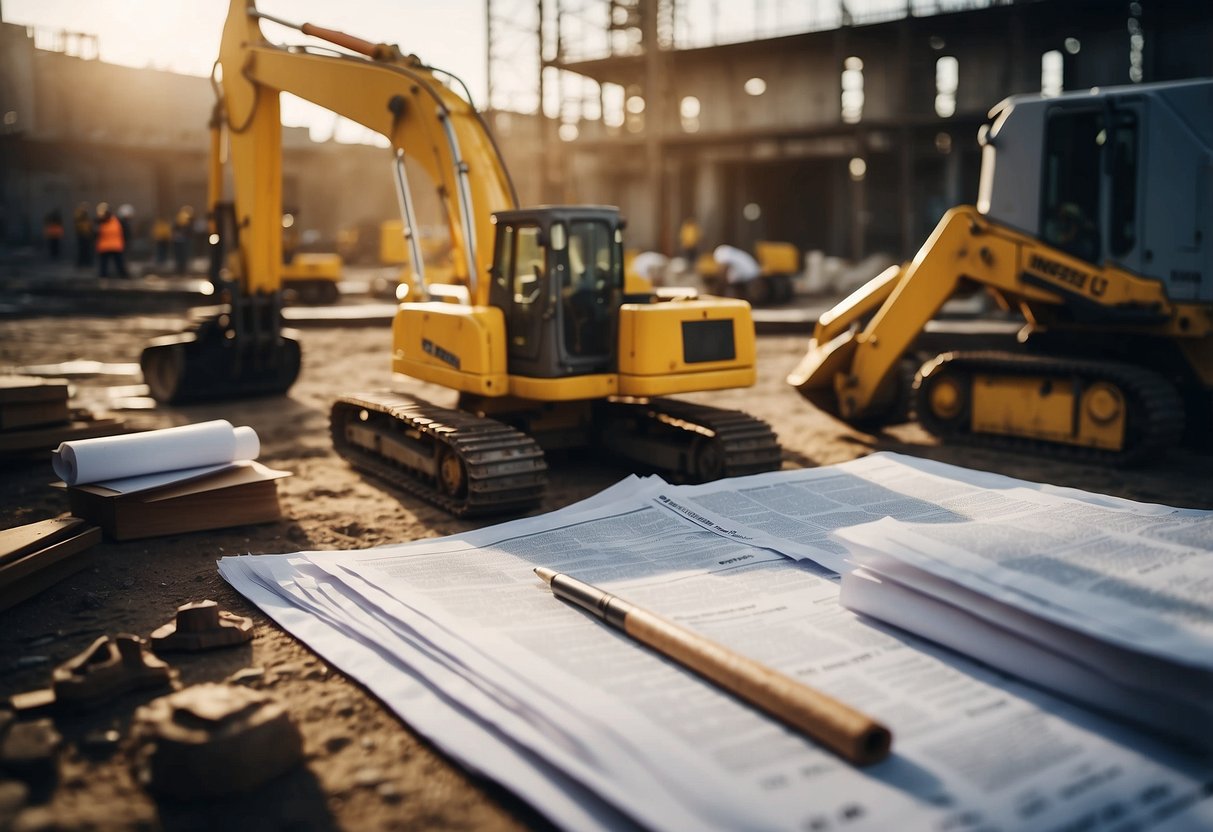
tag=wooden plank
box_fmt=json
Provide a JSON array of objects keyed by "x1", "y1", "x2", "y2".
[
  {"x1": 0, "y1": 525, "x2": 100, "y2": 611},
  {"x1": 0, "y1": 517, "x2": 90, "y2": 567},
  {"x1": 0, "y1": 376, "x2": 69, "y2": 404},
  {"x1": 0, "y1": 417, "x2": 127, "y2": 455}
]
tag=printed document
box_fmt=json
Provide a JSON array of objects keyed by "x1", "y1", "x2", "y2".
[{"x1": 220, "y1": 454, "x2": 1213, "y2": 831}]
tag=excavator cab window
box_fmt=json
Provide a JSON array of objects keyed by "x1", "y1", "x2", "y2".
[
  {"x1": 490, "y1": 210, "x2": 621, "y2": 377},
  {"x1": 1108, "y1": 112, "x2": 1139, "y2": 257},
  {"x1": 1041, "y1": 110, "x2": 1103, "y2": 264},
  {"x1": 493, "y1": 222, "x2": 547, "y2": 362},
  {"x1": 561, "y1": 220, "x2": 617, "y2": 359}
]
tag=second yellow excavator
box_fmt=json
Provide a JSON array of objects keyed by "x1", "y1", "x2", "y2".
[
  {"x1": 140, "y1": 1, "x2": 781, "y2": 515},
  {"x1": 790, "y1": 80, "x2": 1212, "y2": 465}
]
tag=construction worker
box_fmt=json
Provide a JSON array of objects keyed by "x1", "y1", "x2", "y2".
[
  {"x1": 73, "y1": 203, "x2": 94, "y2": 268},
  {"x1": 712, "y1": 244, "x2": 760, "y2": 286},
  {"x1": 679, "y1": 217, "x2": 702, "y2": 262},
  {"x1": 172, "y1": 206, "x2": 194, "y2": 275},
  {"x1": 152, "y1": 216, "x2": 172, "y2": 265},
  {"x1": 95, "y1": 202, "x2": 128, "y2": 278},
  {"x1": 42, "y1": 211, "x2": 64, "y2": 261},
  {"x1": 631, "y1": 250, "x2": 669, "y2": 287}
]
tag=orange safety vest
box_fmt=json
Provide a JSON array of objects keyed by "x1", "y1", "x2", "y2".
[{"x1": 96, "y1": 215, "x2": 125, "y2": 253}]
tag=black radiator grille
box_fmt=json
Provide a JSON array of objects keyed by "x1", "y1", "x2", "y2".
[{"x1": 681, "y1": 319, "x2": 736, "y2": 364}]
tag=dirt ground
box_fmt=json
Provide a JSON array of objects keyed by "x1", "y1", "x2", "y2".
[{"x1": 1, "y1": 304, "x2": 1211, "y2": 831}]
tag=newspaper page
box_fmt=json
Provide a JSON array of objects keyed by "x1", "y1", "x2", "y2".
[
  {"x1": 308, "y1": 494, "x2": 1213, "y2": 832},
  {"x1": 647, "y1": 452, "x2": 1193, "y2": 573},
  {"x1": 839, "y1": 566, "x2": 1213, "y2": 747},
  {"x1": 219, "y1": 555, "x2": 641, "y2": 832},
  {"x1": 831, "y1": 495, "x2": 1213, "y2": 669}
]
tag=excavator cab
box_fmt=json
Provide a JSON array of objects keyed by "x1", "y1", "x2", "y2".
[
  {"x1": 487, "y1": 206, "x2": 623, "y2": 378},
  {"x1": 979, "y1": 80, "x2": 1211, "y2": 302}
]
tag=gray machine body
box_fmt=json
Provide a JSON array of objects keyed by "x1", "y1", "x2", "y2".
[{"x1": 977, "y1": 78, "x2": 1213, "y2": 303}]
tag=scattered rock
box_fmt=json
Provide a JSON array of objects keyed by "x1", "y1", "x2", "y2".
[
  {"x1": 376, "y1": 781, "x2": 404, "y2": 804},
  {"x1": 353, "y1": 767, "x2": 385, "y2": 788},
  {"x1": 150, "y1": 600, "x2": 253, "y2": 652},
  {"x1": 226, "y1": 667, "x2": 265, "y2": 686},
  {"x1": 0, "y1": 780, "x2": 30, "y2": 827},
  {"x1": 12, "y1": 635, "x2": 176, "y2": 714},
  {"x1": 133, "y1": 683, "x2": 304, "y2": 799},
  {"x1": 0, "y1": 719, "x2": 61, "y2": 782}
]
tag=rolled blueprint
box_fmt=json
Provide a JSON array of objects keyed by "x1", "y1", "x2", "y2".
[{"x1": 52, "y1": 420, "x2": 260, "y2": 486}]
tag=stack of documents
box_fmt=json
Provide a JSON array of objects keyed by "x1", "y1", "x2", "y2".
[
  {"x1": 220, "y1": 453, "x2": 1213, "y2": 831},
  {"x1": 835, "y1": 479, "x2": 1213, "y2": 748},
  {"x1": 52, "y1": 420, "x2": 290, "y2": 540}
]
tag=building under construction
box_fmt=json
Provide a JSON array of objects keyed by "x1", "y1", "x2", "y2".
[
  {"x1": 2, "y1": 0, "x2": 1211, "y2": 264},
  {"x1": 489, "y1": 0, "x2": 1213, "y2": 259}
]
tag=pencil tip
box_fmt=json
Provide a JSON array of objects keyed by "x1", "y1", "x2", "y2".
[{"x1": 534, "y1": 566, "x2": 557, "y2": 585}]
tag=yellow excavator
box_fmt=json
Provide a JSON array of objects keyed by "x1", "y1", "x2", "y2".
[
  {"x1": 790, "y1": 80, "x2": 1213, "y2": 465},
  {"x1": 281, "y1": 211, "x2": 343, "y2": 305},
  {"x1": 140, "y1": 1, "x2": 781, "y2": 515}
]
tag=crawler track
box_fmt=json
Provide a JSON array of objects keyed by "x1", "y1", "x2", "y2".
[
  {"x1": 331, "y1": 392, "x2": 547, "y2": 517},
  {"x1": 596, "y1": 397, "x2": 782, "y2": 482},
  {"x1": 914, "y1": 351, "x2": 1184, "y2": 466}
]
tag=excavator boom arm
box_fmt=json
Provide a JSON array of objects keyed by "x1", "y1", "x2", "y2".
[
  {"x1": 216, "y1": 0, "x2": 516, "y2": 302},
  {"x1": 789, "y1": 206, "x2": 1186, "y2": 421}
]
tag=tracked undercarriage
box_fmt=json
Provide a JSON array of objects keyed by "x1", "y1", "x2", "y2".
[
  {"x1": 593, "y1": 397, "x2": 783, "y2": 482},
  {"x1": 331, "y1": 393, "x2": 548, "y2": 517},
  {"x1": 914, "y1": 351, "x2": 1185, "y2": 466},
  {"x1": 331, "y1": 392, "x2": 782, "y2": 516}
]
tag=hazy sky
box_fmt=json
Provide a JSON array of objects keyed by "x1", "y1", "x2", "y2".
[
  {"x1": 2, "y1": 0, "x2": 491, "y2": 143},
  {"x1": 1, "y1": 0, "x2": 887, "y2": 142}
]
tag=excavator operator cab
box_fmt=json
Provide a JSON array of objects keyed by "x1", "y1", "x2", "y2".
[
  {"x1": 488, "y1": 206, "x2": 624, "y2": 379},
  {"x1": 977, "y1": 79, "x2": 1212, "y2": 302}
]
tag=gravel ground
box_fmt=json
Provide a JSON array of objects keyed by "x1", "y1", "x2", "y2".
[{"x1": 0, "y1": 305, "x2": 1210, "y2": 831}]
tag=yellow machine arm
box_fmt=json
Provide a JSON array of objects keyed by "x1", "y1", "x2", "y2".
[
  {"x1": 789, "y1": 206, "x2": 1204, "y2": 424},
  {"x1": 215, "y1": 0, "x2": 516, "y2": 303}
]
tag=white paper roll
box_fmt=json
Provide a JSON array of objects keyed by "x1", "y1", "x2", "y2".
[{"x1": 52, "y1": 420, "x2": 261, "y2": 485}]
